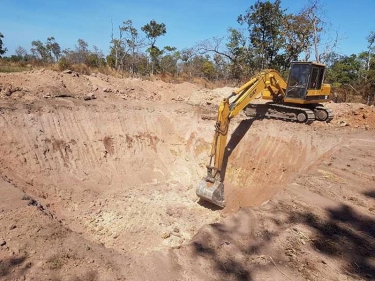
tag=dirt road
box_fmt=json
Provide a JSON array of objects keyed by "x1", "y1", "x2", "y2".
[{"x1": 0, "y1": 69, "x2": 374, "y2": 280}]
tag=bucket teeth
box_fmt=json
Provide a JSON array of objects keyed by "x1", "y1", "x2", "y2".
[{"x1": 196, "y1": 179, "x2": 225, "y2": 208}]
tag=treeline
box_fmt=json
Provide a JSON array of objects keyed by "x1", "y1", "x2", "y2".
[{"x1": 0, "y1": 0, "x2": 374, "y2": 103}]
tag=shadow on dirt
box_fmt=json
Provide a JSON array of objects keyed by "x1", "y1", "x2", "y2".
[
  {"x1": 196, "y1": 199, "x2": 223, "y2": 211},
  {"x1": 0, "y1": 255, "x2": 29, "y2": 278},
  {"x1": 192, "y1": 240, "x2": 252, "y2": 281},
  {"x1": 221, "y1": 119, "x2": 255, "y2": 182},
  {"x1": 189, "y1": 200, "x2": 375, "y2": 280},
  {"x1": 191, "y1": 213, "x2": 255, "y2": 281},
  {"x1": 364, "y1": 190, "x2": 375, "y2": 199},
  {"x1": 304, "y1": 204, "x2": 375, "y2": 279},
  {"x1": 0, "y1": 254, "x2": 99, "y2": 280}
]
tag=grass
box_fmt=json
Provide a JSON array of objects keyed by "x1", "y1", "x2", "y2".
[
  {"x1": 47, "y1": 254, "x2": 65, "y2": 270},
  {"x1": 0, "y1": 65, "x2": 32, "y2": 73},
  {"x1": 46, "y1": 252, "x2": 76, "y2": 270}
]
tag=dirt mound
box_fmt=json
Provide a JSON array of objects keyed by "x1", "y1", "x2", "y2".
[
  {"x1": 0, "y1": 69, "x2": 202, "y2": 102},
  {"x1": 1, "y1": 69, "x2": 374, "y2": 280},
  {"x1": 327, "y1": 102, "x2": 375, "y2": 129}
]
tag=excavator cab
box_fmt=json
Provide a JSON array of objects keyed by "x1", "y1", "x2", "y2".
[
  {"x1": 285, "y1": 62, "x2": 329, "y2": 104},
  {"x1": 286, "y1": 63, "x2": 311, "y2": 99}
]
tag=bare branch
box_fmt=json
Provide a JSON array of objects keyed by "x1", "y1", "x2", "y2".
[{"x1": 195, "y1": 37, "x2": 234, "y2": 62}]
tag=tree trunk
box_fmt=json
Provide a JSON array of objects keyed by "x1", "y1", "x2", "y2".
[{"x1": 313, "y1": 16, "x2": 320, "y2": 63}]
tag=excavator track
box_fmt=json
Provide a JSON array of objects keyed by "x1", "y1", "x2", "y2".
[
  {"x1": 313, "y1": 105, "x2": 334, "y2": 122},
  {"x1": 245, "y1": 103, "x2": 316, "y2": 124}
]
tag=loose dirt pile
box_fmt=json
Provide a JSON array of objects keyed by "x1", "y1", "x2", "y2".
[{"x1": 0, "y1": 69, "x2": 374, "y2": 281}]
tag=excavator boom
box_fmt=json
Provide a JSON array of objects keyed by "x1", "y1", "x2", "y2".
[{"x1": 196, "y1": 70, "x2": 286, "y2": 207}]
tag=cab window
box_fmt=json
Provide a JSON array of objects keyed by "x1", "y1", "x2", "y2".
[
  {"x1": 309, "y1": 66, "x2": 324, "y2": 89},
  {"x1": 309, "y1": 67, "x2": 319, "y2": 89}
]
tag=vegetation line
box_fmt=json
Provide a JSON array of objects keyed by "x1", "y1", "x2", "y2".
[{"x1": 0, "y1": 0, "x2": 374, "y2": 103}]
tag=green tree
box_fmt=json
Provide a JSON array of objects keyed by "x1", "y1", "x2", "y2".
[
  {"x1": 195, "y1": 32, "x2": 253, "y2": 80},
  {"x1": 62, "y1": 39, "x2": 90, "y2": 64},
  {"x1": 46, "y1": 37, "x2": 61, "y2": 62},
  {"x1": 202, "y1": 59, "x2": 216, "y2": 80},
  {"x1": 226, "y1": 28, "x2": 254, "y2": 79},
  {"x1": 86, "y1": 46, "x2": 105, "y2": 67},
  {"x1": 325, "y1": 30, "x2": 375, "y2": 104},
  {"x1": 122, "y1": 20, "x2": 143, "y2": 75},
  {"x1": 238, "y1": 0, "x2": 286, "y2": 69},
  {"x1": 75, "y1": 39, "x2": 89, "y2": 63},
  {"x1": 359, "y1": 31, "x2": 375, "y2": 104},
  {"x1": 108, "y1": 37, "x2": 124, "y2": 70},
  {"x1": 60, "y1": 38, "x2": 105, "y2": 69},
  {"x1": 160, "y1": 46, "x2": 179, "y2": 75},
  {"x1": 0, "y1": 32, "x2": 7, "y2": 57},
  {"x1": 109, "y1": 20, "x2": 128, "y2": 71},
  {"x1": 109, "y1": 20, "x2": 143, "y2": 74},
  {"x1": 181, "y1": 54, "x2": 216, "y2": 80},
  {"x1": 31, "y1": 40, "x2": 50, "y2": 62},
  {"x1": 9, "y1": 46, "x2": 29, "y2": 63},
  {"x1": 30, "y1": 37, "x2": 61, "y2": 62},
  {"x1": 180, "y1": 48, "x2": 195, "y2": 81},
  {"x1": 213, "y1": 53, "x2": 229, "y2": 80},
  {"x1": 15, "y1": 46, "x2": 27, "y2": 58},
  {"x1": 364, "y1": 31, "x2": 375, "y2": 77},
  {"x1": 141, "y1": 20, "x2": 167, "y2": 74},
  {"x1": 282, "y1": 11, "x2": 315, "y2": 64},
  {"x1": 326, "y1": 54, "x2": 361, "y2": 85},
  {"x1": 106, "y1": 54, "x2": 116, "y2": 68}
]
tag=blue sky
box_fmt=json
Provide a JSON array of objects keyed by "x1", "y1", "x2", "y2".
[{"x1": 1, "y1": 0, "x2": 374, "y2": 57}]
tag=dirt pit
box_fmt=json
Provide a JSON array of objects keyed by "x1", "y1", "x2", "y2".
[
  {"x1": 0, "y1": 96, "x2": 342, "y2": 255},
  {"x1": 1, "y1": 69, "x2": 374, "y2": 280}
]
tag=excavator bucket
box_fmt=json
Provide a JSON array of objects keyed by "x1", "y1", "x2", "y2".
[{"x1": 196, "y1": 179, "x2": 225, "y2": 208}]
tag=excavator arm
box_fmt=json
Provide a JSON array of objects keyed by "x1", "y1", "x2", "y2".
[{"x1": 196, "y1": 69, "x2": 287, "y2": 207}]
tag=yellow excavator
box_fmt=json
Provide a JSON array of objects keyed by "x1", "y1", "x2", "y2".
[{"x1": 196, "y1": 61, "x2": 333, "y2": 207}]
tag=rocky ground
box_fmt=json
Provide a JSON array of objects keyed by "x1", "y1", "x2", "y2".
[{"x1": 0, "y1": 69, "x2": 374, "y2": 281}]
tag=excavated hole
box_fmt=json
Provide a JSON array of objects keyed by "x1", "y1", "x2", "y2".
[{"x1": 0, "y1": 101, "x2": 341, "y2": 255}]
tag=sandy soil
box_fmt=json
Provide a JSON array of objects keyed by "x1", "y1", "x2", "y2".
[{"x1": 0, "y1": 69, "x2": 374, "y2": 281}]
